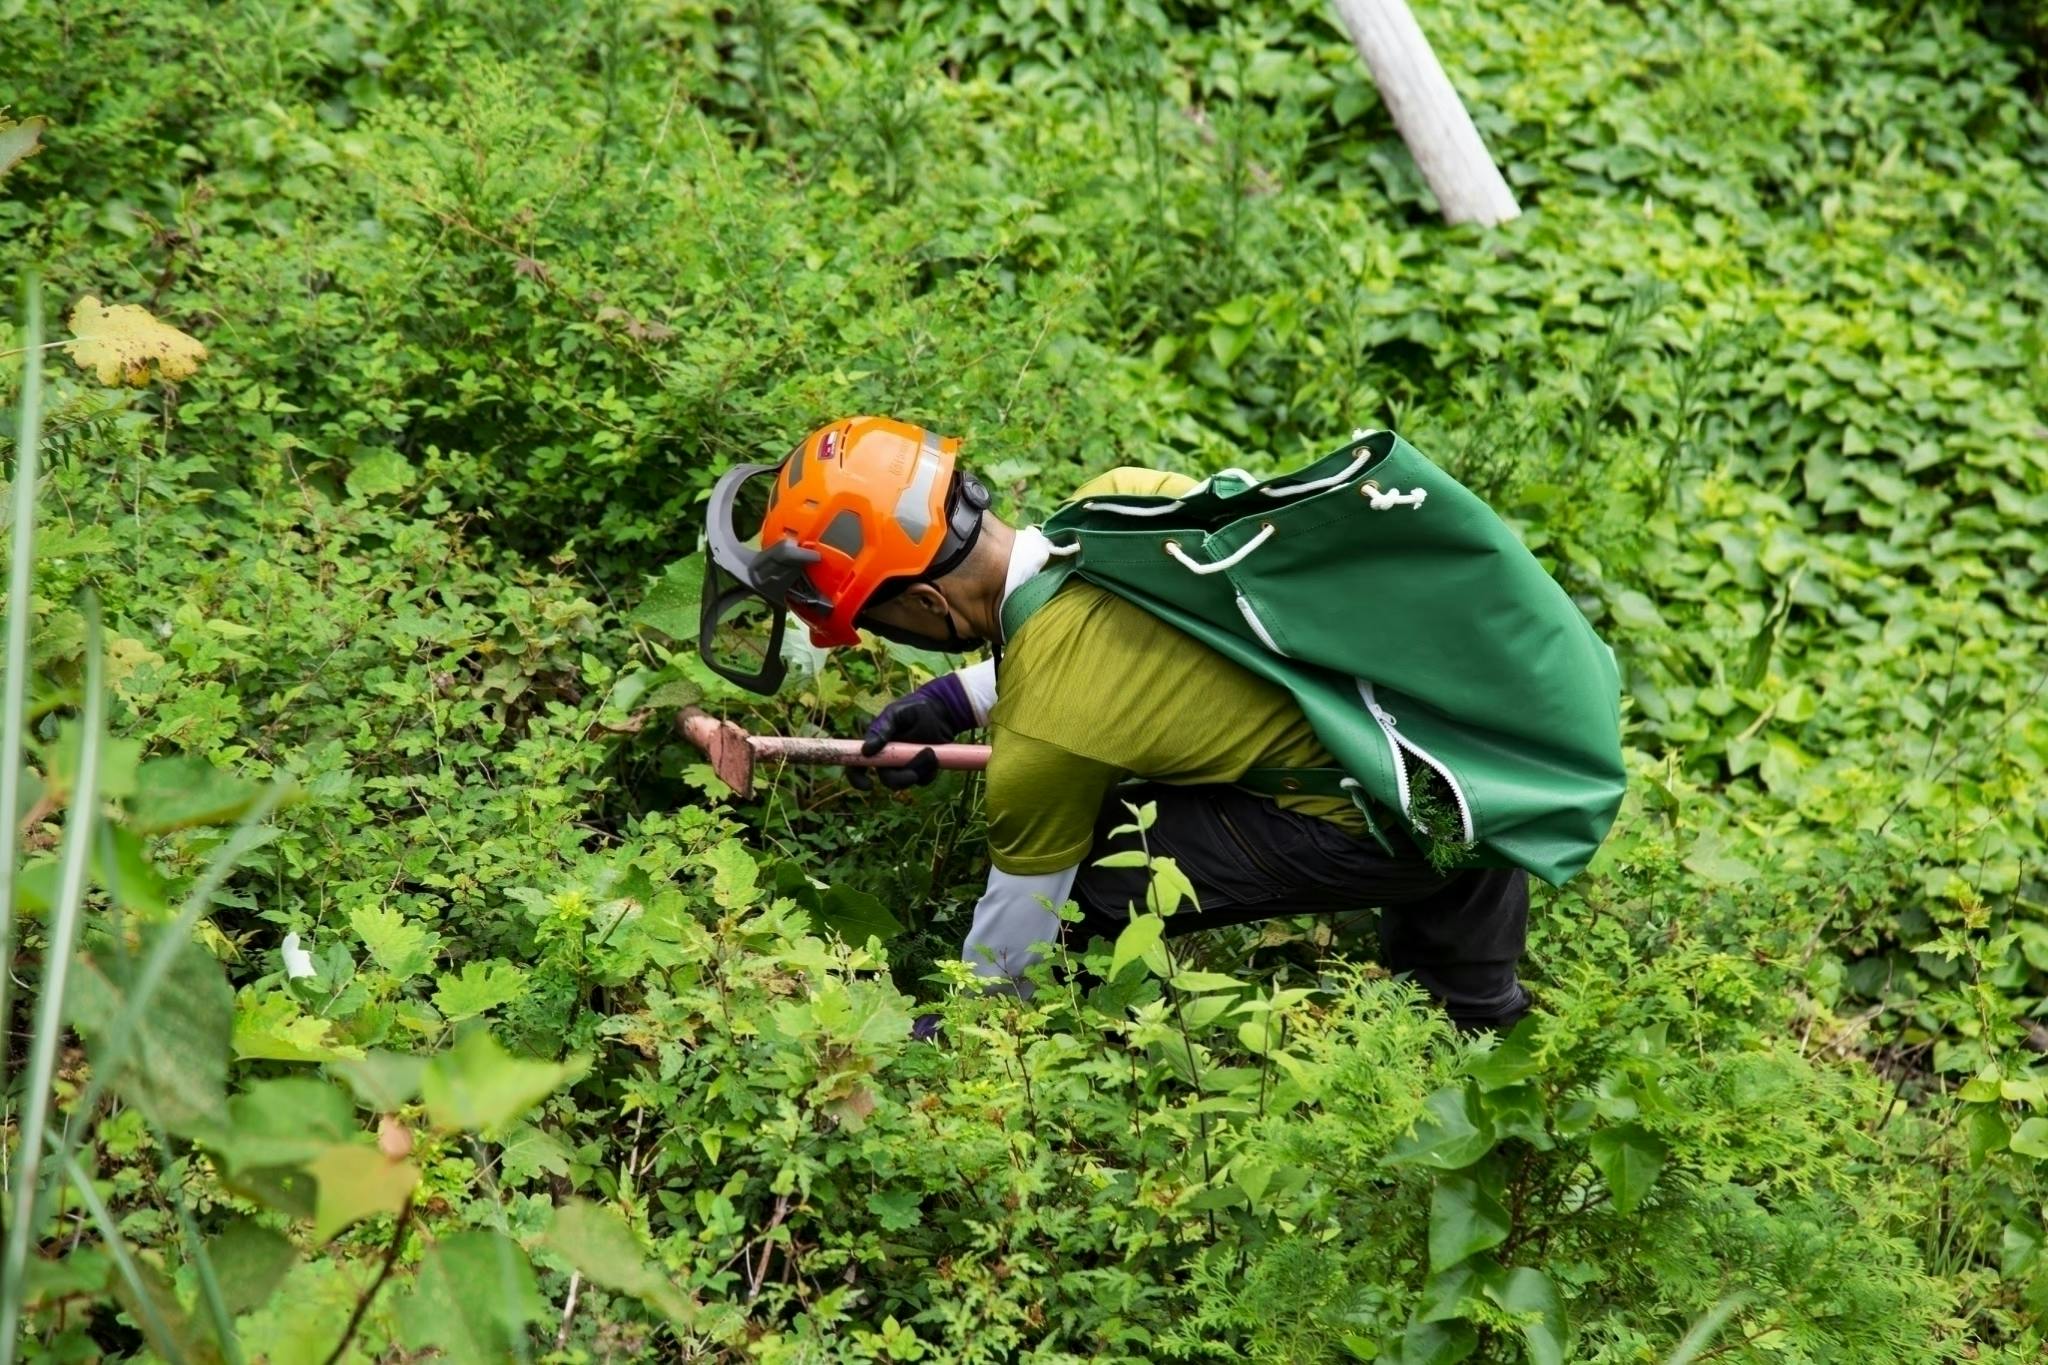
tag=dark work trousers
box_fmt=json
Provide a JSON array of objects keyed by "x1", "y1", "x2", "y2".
[{"x1": 1068, "y1": 782, "x2": 1532, "y2": 1032}]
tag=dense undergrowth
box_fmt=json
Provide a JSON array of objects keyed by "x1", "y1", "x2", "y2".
[{"x1": 2, "y1": 0, "x2": 2046, "y2": 1360}]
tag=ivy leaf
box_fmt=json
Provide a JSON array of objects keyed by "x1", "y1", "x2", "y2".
[
  {"x1": 307, "y1": 1142, "x2": 420, "y2": 1243},
  {"x1": 545, "y1": 1200, "x2": 698, "y2": 1330},
  {"x1": 350, "y1": 904, "x2": 442, "y2": 981},
  {"x1": 397, "y1": 1232, "x2": 548, "y2": 1365},
  {"x1": 1462, "y1": 1019, "x2": 1542, "y2": 1091},
  {"x1": 66, "y1": 295, "x2": 208, "y2": 387},
  {"x1": 421, "y1": 1030, "x2": 577, "y2": 1136},
  {"x1": 1486, "y1": 1266, "x2": 1568, "y2": 1365},
  {"x1": 432, "y1": 961, "x2": 530, "y2": 1022},
  {"x1": 1387, "y1": 1085, "x2": 1496, "y2": 1171},
  {"x1": 1589, "y1": 1123, "x2": 1667, "y2": 1215},
  {"x1": 1429, "y1": 1173, "x2": 1511, "y2": 1271},
  {"x1": 65, "y1": 930, "x2": 232, "y2": 1135},
  {"x1": 1417, "y1": 1261, "x2": 1492, "y2": 1324},
  {"x1": 1110, "y1": 913, "x2": 1164, "y2": 980}
]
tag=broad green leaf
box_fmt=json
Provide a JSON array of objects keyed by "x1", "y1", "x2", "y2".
[
  {"x1": 45, "y1": 720, "x2": 141, "y2": 799},
  {"x1": 701, "y1": 839, "x2": 760, "y2": 908},
  {"x1": 350, "y1": 903, "x2": 442, "y2": 980},
  {"x1": 421, "y1": 1030, "x2": 577, "y2": 1136},
  {"x1": 126, "y1": 755, "x2": 266, "y2": 833},
  {"x1": 1145, "y1": 856, "x2": 1199, "y2": 918},
  {"x1": 816, "y1": 884, "x2": 903, "y2": 945},
  {"x1": 1110, "y1": 913, "x2": 1164, "y2": 980},
  {"x1": 92, "y1": 824, "x2": 170, "y2": 914},
  {"x1": 233, "y1": 990, "x2": 366, "y2": 1062},
  {"x1": 2010, "y1": 1117, "x2": 2048, "y2": 1159},
  {"x1": 1588, "y1": 1123, "x2": 1667, "y2": 1214},
  {"x1": 545, "y1": 1200, "x2": 697, "y2": 1329},
  {"x1": 332, "y1": 1050, "x2": 429, "y2": 1111},
  {"x1": 500, "y1": 1124, "x2": 574, "y2": 1185},
  {"x1": 307, "y1": 1142, "x2": 419, "y2": 1242},
  {"x1": 1462, "y1": 1020, "x2": 1542, "y2": 1091},
  {"x1": 346, "y1": 448, "x2": 416, "y2": 499},
  {"x1": 631, "y1": 552, "x2": 705, "y2": 641},
  {"x1": 1964, "y1": 1104, "x2": 2011, "y2": 1168},
  {"x1": 1092, "y1": 849, "x2": 1150, "y2": 869},
  {"x1": 397, "y1": 1231, "x2": 548, "y2": 1365},
  {"x1": 1681, "y1": 832, "x2": 1759, "y2": 885},
  {"x1": 206, "y1": 1219, "x2": 297, "y2": 1317},
  {"x1": 1387, "y1": 1085, "x2": 1496, "y2": 1171},
  {"x1": 66, "y1": 930, "x2": 232, "y2": 1134},
  {"x1": 1486, "y1": 1266, "x2": 1567, "y2": 1365},
  {"x1": 1397, "y1": 1317, "x2": 1477, "y2": 1365},
  {"x1": 199, "y1": 1078, "x2": 357, "y2": 1173},
  {"x1": 1169, "y1": 970, "x2": 1248, "y2": 993},
  {"x1": 1428, "y1": 1173, "x2": 1511, "y2": 1271},
  {"x1": 1417, "y1": 1262, "x2": 1492, "y2": 1324},
  {"x1": 432, "y1": 960, "x2": 530, "y2": 1022}
]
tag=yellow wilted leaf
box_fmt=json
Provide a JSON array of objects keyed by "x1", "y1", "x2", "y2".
[
  {"x1": 0, "y1": 114, "x2": 47, "y2": 181},
  {"x1": 66, "y1": 295, "x2": 208, "y2": 387}
]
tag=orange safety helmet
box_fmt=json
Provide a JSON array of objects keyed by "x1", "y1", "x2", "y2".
[{"x1": 701, "y1": 416, "x2": 990, "y2": 691}]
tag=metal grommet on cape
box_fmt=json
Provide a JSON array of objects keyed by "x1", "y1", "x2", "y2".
[{"x1": 1359, "y1": 480, "x2": 1381, "y2": 497}]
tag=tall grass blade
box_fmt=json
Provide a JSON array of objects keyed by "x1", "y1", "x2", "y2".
[
  {"x1": 60, "y1": 1147, "x2": 190, "y2": 1365},
  {"x1": 0, "y1": 274, "x2": 48, "y2": 1365},
  {"x1": 44, "y1": 783, "x2": 287, "y2": 1202},
  {"x1": 156, "y1": 1121, "x2": 241, "y2": 1365},
  {"x1": 1664, "y1": 1293, "x2": 1750, "y2": 1365},
  {"x1": 0, "y1": 275, "x2": 45, "y2": 1127},
  {"x1": 0, "y1": 600, "x2": 104, "y2": 1365}
]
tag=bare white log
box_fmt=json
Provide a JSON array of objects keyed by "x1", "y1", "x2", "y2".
[{"x1": 1329, "y1": 0, "x2": 1521, "y2": 227}]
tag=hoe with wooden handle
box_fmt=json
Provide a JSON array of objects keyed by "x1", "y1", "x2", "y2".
[{"x1": 679, "y1": 706, "x2": 991, "y2": 800}]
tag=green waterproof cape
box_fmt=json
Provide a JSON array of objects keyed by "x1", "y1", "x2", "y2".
[{"x1": 1000, "y1": 429, "x2": 1626, "y2": 886}]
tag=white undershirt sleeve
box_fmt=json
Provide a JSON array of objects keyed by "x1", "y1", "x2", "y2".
[
  {"x1": 956, "y1": 658, "x2": 999, "y2": 727},
  {"x1": 959, "y1": 863, "x2": 1080, "y2": 994}
]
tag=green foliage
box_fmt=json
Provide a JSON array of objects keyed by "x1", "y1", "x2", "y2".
[{"x1": 3, "y1": 0, "x2": 2047, "y2": 1359}]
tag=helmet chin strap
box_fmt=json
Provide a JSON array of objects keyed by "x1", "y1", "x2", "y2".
[{"x1": 859, "y1": 593, "x2": 985, "y2": 656}]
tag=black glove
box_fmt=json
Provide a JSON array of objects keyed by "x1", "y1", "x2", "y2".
[{"x1": 849, "y1": 674, "x2": 974, "y2": 791}]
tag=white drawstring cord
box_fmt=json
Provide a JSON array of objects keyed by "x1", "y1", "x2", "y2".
[
  {"x1": 1162, "y1": 522, "x2": 1276, "y2": 575},
  {"x1": 1082, "y1": 498, "x2": 1185, "y2": 517},
  {"x1": 1365, "y1": 486, "x2": 1427, "y2": 510},
  {"x1": 1045, "y1": 540, "x2": 1082, "y2": 556},
  {"x1": 1259, "y1": 447, "x2": 1375, "y2": 499}
]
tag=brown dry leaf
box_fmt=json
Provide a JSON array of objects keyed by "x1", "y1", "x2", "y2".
[{"x1": 66, "y1": 296, "x2": 209, "y2": 387}]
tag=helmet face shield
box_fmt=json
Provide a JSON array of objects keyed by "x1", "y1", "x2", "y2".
[{"x1": 699, "y1": 462, "x2": 818, "y2": 693}]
